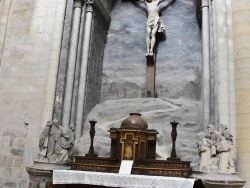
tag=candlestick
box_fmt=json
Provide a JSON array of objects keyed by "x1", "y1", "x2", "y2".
[
  {"x1": 85, "y1": 121, "x2": 98, "y2": 157},
  {"x1": 167, "y1": 120, "x2": 180, "y2": 161}
]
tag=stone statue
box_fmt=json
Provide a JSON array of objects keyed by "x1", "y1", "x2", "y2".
[
  {"x1": 195, "y1": 124, "x2": 236, "y2": 173},
  {"x1": 137, "y1": 0, "x2": 176, "y2": 56},
  {"x1": 36, "y1": 119, "x2": 77, "y2": 163},
  {"x1": 207, "y1": 124, "x2": 217, "y2": 156},
  {"x1": 47, "y1": 119, "x2": 62, "y2": 159},
  {"x1": 216, "y1": 124, "x2": 236, "y2": 173},
  {"x1": 195, "y1": 125, "x2": 219, "y2": 172},
  {"x1": 51, "y1": 129, "x2": 74, "y2": 163},
  {"x1": 216, "y1": 132, "x2": 231, "y2": 172},
  {"x1": 196, "y1": 132, "x2": 212, "y2": 171},
  {"x1": 37, "y1": 121, "x2": 52, "y2": 161}
]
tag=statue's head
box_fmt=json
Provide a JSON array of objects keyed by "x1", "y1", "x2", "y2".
[
  {"x1": 69, "y1": 123, "x2": 75, "y2": 130},
  {"x1": 220, "y1": 124, "x2": 228, "y2": 131},
  {"x1": 207, "y1": 124, "x2": 215, "y2": 134},
  {"x1": 197, "y1": 132, "x2": 206, "y2": 140},
  {"x1": 62, "y1": 130, "x2": 69, "y2": 138},
  {"x1": 220, "y1": 124, "x2": 232, "y2": 140},
  {"x1": 217, "y1": 132, "x2": 225, "y2": 141},
  {"x1": 52, "y1": 119, "x2": 60, "y2": 127},
  {"x1": 46, "y1": 121, "x2": 52, "y2": 126}
]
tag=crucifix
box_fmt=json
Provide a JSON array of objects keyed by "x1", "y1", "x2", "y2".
[{"x1": 134, "y1": 0, "x2": 177, "y2": 97}]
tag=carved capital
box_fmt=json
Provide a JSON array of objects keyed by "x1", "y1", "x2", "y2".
[
  {"x1": 201, "y1": 0, "x2": 209, "y2": 8},
  {"x1": 86, "y1": 0, "x2": 94, "y2": 5},
  {"x1": 86, "y1": 3, "x2": 94, "y2": 13},
  {"x1": 86, "y1": 0, "x2": 111, "y2": 26},
  {"x1": 74, "y1": 0, "x2": 84, "y2": 8}
]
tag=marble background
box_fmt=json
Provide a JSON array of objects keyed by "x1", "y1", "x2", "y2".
[{"x1": 101, "y1": 0, "x2": 201, "y2": 101}]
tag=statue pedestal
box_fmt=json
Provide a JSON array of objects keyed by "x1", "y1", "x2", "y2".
[
  {"x1": 26, "y1": 161, "x2": 70, "y2": 188},
  {"x1": 192, "y1": 171, "x2": 246, "y2": 188}
]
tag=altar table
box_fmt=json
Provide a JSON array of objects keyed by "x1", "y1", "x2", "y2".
[{"x1": 53, "y1": 170, "x2": 195, "y2": 188}]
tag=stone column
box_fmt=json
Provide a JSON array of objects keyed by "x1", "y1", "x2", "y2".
[
  {"x1": 0, "y1": 0, "x2": 12, "y2": 64},
  {"x1": 201, "y1": 0, "x2": 210, "y2": 129},
  {"x1": 62, "y1": 0, "x2": 83, "y2": 129},
  {"x1": 75, "y1": 1, "x2": 94, "y2": 139},
  {"x1": 214, "y1": 0, "x2": 230, "y2": 127},
  {"x1": 232, "y1": 0, "x2": 250, "y2": 186},
  {"x1": 42, "y1": 0, "x2": 67, "y2": 126},
  {"x1": 209, "y1": 0, "x2": 217, "y2": 126},
  {"x1": 70, "y1": 2, "x2": 87, "y2": 124},
  {"x1": 226, "y1": 0, "x2": 236, "y2": 139}
]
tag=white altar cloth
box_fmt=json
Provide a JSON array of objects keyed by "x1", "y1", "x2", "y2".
[{"x1": 53, "y1": 170, "x2": 195, "y2": 188}]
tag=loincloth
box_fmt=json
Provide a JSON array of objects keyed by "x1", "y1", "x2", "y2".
[{"x1": 146, "y1": 17, "x2": 165, "y2": 33}]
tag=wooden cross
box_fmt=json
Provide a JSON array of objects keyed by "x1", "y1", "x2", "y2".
[{"x1": 145, "y1": 55, "x2": 156, "y2": 98}]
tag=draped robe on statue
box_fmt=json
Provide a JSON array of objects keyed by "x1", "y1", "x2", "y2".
[{"x1": 54, "y1": 136, "x2": 72, "y2": 162}]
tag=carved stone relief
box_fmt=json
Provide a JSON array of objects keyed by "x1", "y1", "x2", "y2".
[
  {"x1": 36, "y1": 120, "x2": 75, "y2": 163},
  {"x1": 195, "y1": 124, "x2": 235, "y2": 173}
]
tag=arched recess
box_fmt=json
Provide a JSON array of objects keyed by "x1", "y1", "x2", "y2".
[{"x1": 52, "y1": 0, "x2": 208, "y2": 140}]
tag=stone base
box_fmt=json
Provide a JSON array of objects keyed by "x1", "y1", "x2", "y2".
[
  {"x1": 205, "y1": 179, "x2": 246, "y2": 188},
  {"x1": 26, "y1": 161, "x2": 70, "y2": 188},
  {"x1": 192, "y1": 171, "x2": 246, "y2": 188}
]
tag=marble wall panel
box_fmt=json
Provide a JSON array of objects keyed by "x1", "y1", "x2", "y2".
[{"x1": 101, "y1": 0, "x2": 201, "y2": 102}]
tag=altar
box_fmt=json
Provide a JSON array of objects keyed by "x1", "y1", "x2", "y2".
[
  {"x1": 50, "y1": 113, "x2": 194, "y2": 187},
  {"x1": 53, "y1": 170, "x2": 195, "y2": 188}
]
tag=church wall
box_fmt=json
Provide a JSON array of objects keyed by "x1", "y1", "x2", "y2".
[
  {"x1": 232, "y1": 0, "x2": 250, "y2": 187},
  {"x1": 0, "y1": 0, "x2": 249, "y2": 187},
  {"x1": 0, "y1": 0, "x2": 57, "y2": 187}
]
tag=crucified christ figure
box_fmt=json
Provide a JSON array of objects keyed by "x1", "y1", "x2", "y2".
[{"x1": 137, "y1": 0, "x2": 176, "y2": 56}]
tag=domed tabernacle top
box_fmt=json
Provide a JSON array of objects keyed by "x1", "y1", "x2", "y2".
[{"x1": 120, "y1": 113, "x2": 148, "y2": 129}]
